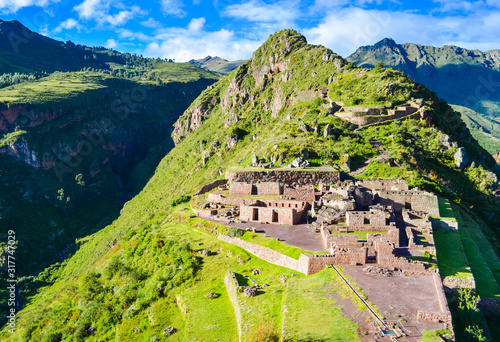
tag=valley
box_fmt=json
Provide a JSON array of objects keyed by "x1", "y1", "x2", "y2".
[{"x1": 0, "y1": 25, "x2": 499, "y2": 342}]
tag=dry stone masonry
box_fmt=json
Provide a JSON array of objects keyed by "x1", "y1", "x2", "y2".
[{"x1": 194, "y1": 174, "x2": 444, "y2": 277}]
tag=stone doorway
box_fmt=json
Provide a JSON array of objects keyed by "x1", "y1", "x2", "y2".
[
  {"x1": 252, "y1": 208, "x2": 259, "y2": 221},
  {"x1": 272, "y1": 210, "x2": 279, "y2": 223}
]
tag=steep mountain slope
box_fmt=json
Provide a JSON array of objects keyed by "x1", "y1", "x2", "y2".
[
  {"x1": 0, "y1": 71, "x2": 216, "y2": 275},
  {"x1": 0, "y1": 20, "x2": 219, "y2": 280},
  {"x1": 0, "y1": 19, "x2": 143, "y2": 74},
  {"x1": 1, "y1": 30, "x2": 499, "y2": 341},
  {"x1": 347, "y1": 38, "x2": 500, "y2": 155},
  {"x1": 187, "y1": 55, "x2": 246, "y2": 74}
]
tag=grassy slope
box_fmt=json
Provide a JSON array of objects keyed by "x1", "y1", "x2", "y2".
[{"x1": 2, "y1": 30, "x2": 499, "y2": 341}]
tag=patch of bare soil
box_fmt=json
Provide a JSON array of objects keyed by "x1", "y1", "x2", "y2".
[{"x1": 342, "y1": 265, "x2": 449, "y2": 341}]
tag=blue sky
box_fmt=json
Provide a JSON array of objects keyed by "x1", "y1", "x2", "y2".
[{"x1": 1, "y1": 0, "x2": 499, "y2": 61}]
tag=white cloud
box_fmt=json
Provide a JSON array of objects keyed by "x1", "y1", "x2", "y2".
[
  {"x1": 105, "y1": 38, "x2": 118, "y2": 49},
  {"x1": 74, "y1": 0, "x2": 104, "y2": 19},
  {"x1": 117, "y1": 28, "x2": 155, "y2": 42},
  {"x1": 304, "y1": 7, "x2": 500, "y2": 57},
  {"x1": 141, "y1": 17, "x2": 162, "y2": 28},
  {"x1": 54, "y1": 18, "x2": 83, "y2": 33},
  {"x1": 223, "y1": 0, "x2": 299, "y2": 24},
  {"x1": 188, "y1": 17, "x2": 205, "y2": 31},
  {"x1": 161, "y1": 0, "x2": 186, "y2": 17},
  {"x1": 144, "y1": 19, "x2": 261, "y2": 62},
  {"x1": 0, "y1": 0, "x2": 60, "y2": 14},
  {"x1": 74, "y1": 0, "x2": 146, "y2": 27}
]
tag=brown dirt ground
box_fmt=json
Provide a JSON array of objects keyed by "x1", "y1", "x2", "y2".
[{"x1": 341, "y1": 265, "x2": 450, "y2": 341}]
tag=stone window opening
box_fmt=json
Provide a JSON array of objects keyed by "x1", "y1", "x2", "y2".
[
  {"x1": 405, "y1": 201, "x2": 412, "y2": 210},
  {"x1": 364, "y1": 217, "x2": 370, "y2": 225}
]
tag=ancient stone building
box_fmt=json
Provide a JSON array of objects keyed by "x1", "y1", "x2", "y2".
[{"x1": 240, "y1": 200, "x2": 308, "y2": 225}]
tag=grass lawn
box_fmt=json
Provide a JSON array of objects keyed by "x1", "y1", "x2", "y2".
[
  {"x1": 283, "y1": 269, "x2": 362, "y2": 341},
  {"x1": 163, "y1": 219, "x2": 301, "y2": 341},
  {"x1": 453, "y1": 208, "x2": 500, "y2": 298},
  {"x1": 239, "y1": 231, "x2": 327, "y2": 259},
  {"x1": 433, "y1": 229, "x2": 472, "y2": 280},
  {"x1": 437, "y1": 198, "x2": 456, "y2": 221}
]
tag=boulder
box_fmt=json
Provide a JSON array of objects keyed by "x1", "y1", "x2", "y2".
[
  {"x1": 201, "y1": 150, "x2": 210, "y2": 165},
  {"x1": 252, "y1": 155, "x2": 259, "y2": 165},
  {"x1": 163, "y1": 327, "x2": 175, "y2": 335},
  {"x1": 244, "y1": 286, "x2": 258, "y2": 298},
  {"x1": 454, "y1": 147, "x2": 469, "y2": 169},
  {"x1": 227, "y1": 135, "x2": 238, "y2": 149},
  {"x1": 298, "y1": 121, "x2": 309, "y2": 133},
  {"x1": 291, "y1": 157, "x2": 309, "y2": 168},
  {"x1": 339, "y1": 154, "x2": 351, "y2": 171},
  {"x1": 202, "y1": 249, "x2": 211, "y2": 257},
  {"x1": 438, "y1": 135, "x2": 452, "y2": 149},
  {"x1": 323, "y1": 124, "x2": 332, "y2": 137}
]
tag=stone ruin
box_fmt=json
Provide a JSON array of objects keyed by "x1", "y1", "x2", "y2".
[
  {"x1": 331, "y1": 99, "x2": 432, "y2": 127},
  {"x1": 193, "y1": 173, "x2": 440, "y2": 273}
]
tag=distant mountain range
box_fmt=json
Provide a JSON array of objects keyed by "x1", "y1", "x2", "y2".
[
  {"x1": 187, "y1": 55, "x2": 246, "y2": 74},
  {"x1": 347, "y1": 38, "x2": 500, "y2": 155}
]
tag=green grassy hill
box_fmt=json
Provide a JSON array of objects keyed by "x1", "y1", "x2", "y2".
[
  {"x1": 0, "y1": 19, "x2": 220, "y2": 306},
  {"x1": 347, "y1": 38, "x2": 500, "y2": 156},
  {"x1": 1, "y1": 29, "x2": 498, "y2": 341}
]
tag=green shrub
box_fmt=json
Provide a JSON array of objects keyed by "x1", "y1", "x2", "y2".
[
  {"x1": 171, "y1": 195, "x2": 191, "y2": 207},
  {"x1": 228, "y1": 228, "x2": 245, "y2": 238}
]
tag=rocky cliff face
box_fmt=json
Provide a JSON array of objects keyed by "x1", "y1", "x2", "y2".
[{"x1": 173, "y1": 30, "x2": 346, "y2": 144}]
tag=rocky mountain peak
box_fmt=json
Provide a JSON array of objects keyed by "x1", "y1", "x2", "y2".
[{"x1": 373, "y1": 37, "x2": 398, "y2": 49}]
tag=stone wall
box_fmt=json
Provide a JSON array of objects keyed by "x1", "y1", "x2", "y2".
[
  {"x1": 416, "y1": 311, "x2": 452, "y2": 324},
  {"x1": 240, "y1": 205, "x2": 300, "y2": 225},
  {"x1": 330, "y1": 235, "x2": 360, "y2": 248},
  {"x1": 195, "y1": 179, "x2": 228, "y2": 195},
  {"x1": 378, "y1": 190, "x2": 439, "y2": 216},
  {"x1": 432, "y1": 219, "x2": 459, "y2": 230},
  {"x1": 323, "y1": 198, "x2": 355, "y2": 211},
  {"x1": 346, "y1": 211, "x2": 387, "y2": 227},
  {"x1": 298, "y1": 250, "x2": 368, "y2": 274},
  {"x1": 283, "y1": 186, "x2": 316, "y2": 202},
  {"x1": 326, "y1": 225, "x2": 392, "y2": 233},
  {"x1": 218, "y1": 234, "x2": 302, "y2": 272},
  {"x1": 207, "y1": 193, "x2": 258, "y2": 207},
  {"x1": 224, "y1": 270, "x2": 243, "y2": 341},
  {"x1": 403, "y1": 210, "x2": 433, "y2": 232},
  {"x1": 432, "y1": 272, "x2": 452, "y2": 323},
  {"x1": 229, "y1": 182, "x2": 253, "y2": 196},
  {"x1": 335, "y1": 107, "x2": 421, "y2": 126},
  {"x1": 357, "y1": 178, "x2": 409, "y2": 191},
  {"x1": 256, "y1": 182, "x2": 281, "y2": 196},
  {"x1": 442, "y1": 276, "x2": 476, "y2": 290},
  {"x1": 375, "y1": 240, "x2": 432, "y2": 275},
  {"x1": 226, "y1": 170, "x2": 340, "y2": 186},
  {"x1": 194, "y1": 208, "x2": 217, "y2": 219}
]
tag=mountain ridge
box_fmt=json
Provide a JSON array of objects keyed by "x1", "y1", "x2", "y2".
[
  {"x1": 187, "y1": 55, "x2": 246, "y2": 74},
  {"x1": 348, "y1": 38, "x2": 500, "y2": 155},
  {"x1": 1, "y1": 29, "x2": 499, "y2": 341}
]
